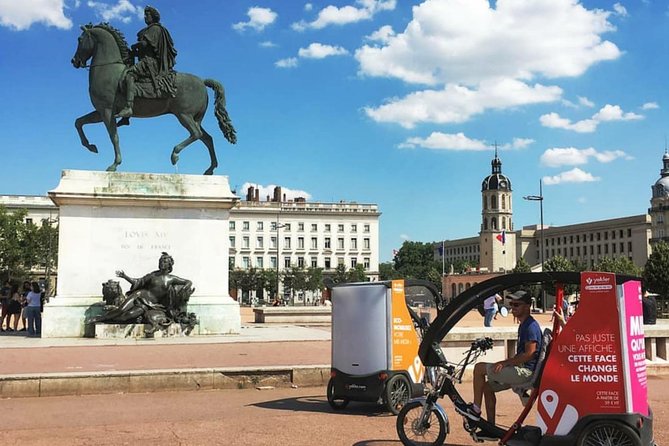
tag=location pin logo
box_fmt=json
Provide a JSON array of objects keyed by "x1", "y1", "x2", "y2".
[{"x1": 541, "y1": 390, "x2": 559, "y2": 419}]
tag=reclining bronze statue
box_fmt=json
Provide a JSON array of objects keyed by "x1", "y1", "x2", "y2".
[{"x1": 91, "y1": 252, "x2": 197, "y2": 335}]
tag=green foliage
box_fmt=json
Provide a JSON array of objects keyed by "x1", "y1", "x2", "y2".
[
  {"x1": 346, "y1": 264, "x2": 367, "y2": 283},
  {"x1": 288, "y1": 266, "x2": 308, "y2": 294},
  {"x1": 393, "y1": 241, "x2": 442, "y2": 291},
  {"x1": 306, "y1": 267, "x2": 323, "y2": 293},
  {"x1": 594, "y1": 256, "x2": 641, "y2": 277},
  {"x1": 512, "y1": 257, "x2": 531, "y2": 273},
  {"x1": 332, "y1": 264, "x2": 348, "y2": 284},
  {"x1": 644, "y1": 242, "x2": 669, "y2": 298},
  {"x1": 451, "y1": 259, "x2": 473, "y2": 274},
  {"x1": 379, "y1": 262, "x2": 402, "y2": 280},
  {"x1": 543, "y1": 255, "x2": 579, "y2": 297}
]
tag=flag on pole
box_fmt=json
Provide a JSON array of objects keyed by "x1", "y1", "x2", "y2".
[{"x1": 496, "y1": 230, "x2": 506, "y2": 245}]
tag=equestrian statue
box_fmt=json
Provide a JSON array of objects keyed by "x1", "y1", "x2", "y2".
[{"x1": 71, "y1": 6, "x2": 236, "y2": 175}]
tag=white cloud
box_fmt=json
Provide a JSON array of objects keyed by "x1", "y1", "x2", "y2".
[
  {"x1": 613, "y1": 3, "x2": 628, "y2": 17},
  {"x1": 543, "y1": 168, "x2": 600, "y2": 185},
  {"x1": 399, "y1": 132, "x2": 488, "y2": 151},
  {"x1": 233, "y1": 7, "x2": 277, "y2": 32},
  {"x1": 578, "y1": 96, "x2": 595, "y2": 107},
  {"x1": 304, "y1": 3, "x2": 313, "y2": 12},
  {"x1": 275, "y1": 57, "x2": 298, "y2": 68},
  {"x1": 0, "y1": 0, "x2": 72, "y2": 30},
  {"x1": 292, "y1": 0, "x2": 396, "y2": 31},
  {"x1": 540, "y1": 147, "x2": 632, "y2": 167},
  {"x1": 400, "y1": 233, "x2": 410, "y2": 241},
  {"x1": 259, "y1": 41, "x2": 277, "y2": 48},
  {"x1": 365, "y1": 78, "x2": 562, "y2": 128},
  {"x1": 242, "y1": 183, "x2": 312, "y2": 201},
  {"x1": 642, "y1": 102, "x2": 659, "y2": 110},
  {"x1": 298, "y1": 43, "x2": 348, "y2": 59},
  {"x1": 540, "y1": 104, "x2": 643, "y2": 133},
  {"x1": 87, "y1": 0, "x2": 142, "y2": 24},
  {"x1": 398, "y1": 133, "x2": 533, "y2": 151},
  {"x1": 356, "y1": 0, "x2": 619, "y2": 127},
  {"x1": 365, "y1": 25, "x2": 395, "y2": 43},
  {"x1": 356, "y1": 0, "x2": 619, "y2": 86}
]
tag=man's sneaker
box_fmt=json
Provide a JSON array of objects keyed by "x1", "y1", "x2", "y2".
[
  {"x1": 454, "y1": 401, "x2": 481, "y2": 421},
  {"x1": 473, "y1": 429, "x2": 498, "y2": 442}
]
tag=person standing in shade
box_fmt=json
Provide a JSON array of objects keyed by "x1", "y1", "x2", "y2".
[
  {"x1": 25, "y1": 282, "x2": 42, "y2": 337},
  {"x1": 0, "y1": 281, "x2": 10, "y2": 331},
  {"x1": 483, "y1": 293, "x2": 502, "y2": 327}
]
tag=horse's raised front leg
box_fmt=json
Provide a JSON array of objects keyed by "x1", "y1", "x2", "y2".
[
  {"x1": 170, "y1": 113, "x2": 202, "y2": 169},
  {"x1": 74, "y1": 110, "x2": 102, "y2": 153},
  {"x1": 100, "y1": 108, "x2": 122, "y2": 172}
]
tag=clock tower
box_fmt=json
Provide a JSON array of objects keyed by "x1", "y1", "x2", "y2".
[{"x1": 479, "y1": 147, "x2": 516, "y2": 272}]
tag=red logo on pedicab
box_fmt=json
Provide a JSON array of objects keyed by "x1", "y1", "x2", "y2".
[{"x1": 584, "y1": 275, "x2": 612, "y2": 292}]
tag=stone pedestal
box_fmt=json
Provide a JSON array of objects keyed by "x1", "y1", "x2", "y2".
[{"x1": 43, "y1": 170, "x2": 240, "y2": 337}]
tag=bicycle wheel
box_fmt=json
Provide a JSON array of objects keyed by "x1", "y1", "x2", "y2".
[
  {"x1": 326, "y1": 378, "x2": 349, "y2": 410},
  {"x1": 577, "y1": 421, "x2": 641, "y2": 446},
  {"x1": 385, "y1": 374, "x2": 411, "y2": 415},
  {"x1": 396, "y1": 400, "x2": 447, "y2": 446}
]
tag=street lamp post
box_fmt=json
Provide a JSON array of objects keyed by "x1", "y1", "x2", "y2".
[{"x1": 524, "y1": 179, "x2": 544, "y2": 309}]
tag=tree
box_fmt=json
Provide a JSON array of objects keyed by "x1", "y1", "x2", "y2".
[
  {"x1": 306, "y1": 267, "x2": 323, "y2": 301},
  {"x1": 512, "y1": 257, "x2": 531, "y2": 273},
  {"x1": 543, "y1": 255, "x2": 578, "y2": 297},
  {"x1": 511, "y1": 257, "x2": 540, "y2": 299},
  {"x1": 346, "y1": 264, "x2": 367, "y2": 283},
  {"x1": 594, "y1": 257, "x2": 642, "y2": 277},
  {"x1": 393, "y1": 241, "x2": 442, "y2": 290},
  {"x1": 451, "y1": 259, "x2": 473, "y2": 274},
  {"x1": 644, "y1": 241, "x2": 669, "y2": 298},
  {"x1": 332, "y1": 264, "x2": 348, "y2": 284},
  {"x1": 288, "y1": 266, "x2": 308, "y2": 302},
  {"x1": 379, "y1": 262, "x2": 402, "y2": 280},
  {"x1": 0, "y1": 206, "x2": 29, "y2": 281}
]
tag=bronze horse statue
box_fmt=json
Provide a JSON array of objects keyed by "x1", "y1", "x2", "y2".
[{"x1": 71, "y1": 23, "x2": 236, "y2": 175}]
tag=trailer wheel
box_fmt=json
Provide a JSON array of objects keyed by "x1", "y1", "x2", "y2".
[
  {"x1": 577, "y1": 421, "x2": 641, "y2": 446},
  {"x1": 385, "y1": 374, "x2": 411, "y2": 415},
  {"x1": 327, "y1": 378, "x2": 349, "y2": 410}
]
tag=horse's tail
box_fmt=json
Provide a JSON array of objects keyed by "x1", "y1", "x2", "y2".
[{"x1": 204, "y1": 79, "x2": 237, "y2": 145}]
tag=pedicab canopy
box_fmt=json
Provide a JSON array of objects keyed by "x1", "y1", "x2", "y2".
[{"x1": 418, "y1": 272, "x2": 648, "y2": 435}]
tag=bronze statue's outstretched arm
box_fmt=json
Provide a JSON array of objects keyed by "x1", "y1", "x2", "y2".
[{"x1": 115, "y1": 270, "x2": 138, "y2": 287}]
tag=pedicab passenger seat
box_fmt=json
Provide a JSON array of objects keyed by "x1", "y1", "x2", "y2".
[{"x1": 512, "y1": 328, "x2": 553, "y2": 406}]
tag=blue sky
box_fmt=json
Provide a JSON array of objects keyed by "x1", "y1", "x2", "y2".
[{"x1": 1, "y1": 0, "x2": 668, "y2": 262}]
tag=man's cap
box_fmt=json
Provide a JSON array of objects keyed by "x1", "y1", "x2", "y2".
[{"x1": 507, "y1": 290, "x2": 532, "y2": 304}]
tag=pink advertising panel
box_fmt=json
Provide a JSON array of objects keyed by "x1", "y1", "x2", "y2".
[{"x1": 620, "y1": 280, "x2": 648, "y2": 416}]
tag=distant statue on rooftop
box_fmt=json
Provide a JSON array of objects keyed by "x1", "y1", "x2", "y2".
[{"x1": 71, "y1": 7, "x2": 236, "y2": 175}]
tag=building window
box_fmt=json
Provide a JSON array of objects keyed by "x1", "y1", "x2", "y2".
[
  {"x1": 620, "y1": 229, "x2": 624, "y2": 238},
  {"x1": 270, "y1": 236, "x2": 277, "y2": 249},
  {"x1": 311, "y1": 223, "x2": 317, "y2": 232},
  {"x1": 338, "y1": 257, "x2": 345, "y2": 266},
  {"x1": 325, "y1": 224, "x2": 331, "y2": 232},
  {"x1": 298, "y1": 222, "x2": 304, "y2": 232},
  {"x1": 612, "y1": 244, "x2": 616, "y2": 254},
  {"x1": 351, "y1": 258, "x2": 357, "y2": 268},
  {"x1": 284, "y1": 237, "x2": 291, "y2": 249},
  {"x1": 242, "y1": 257, "x2": 250, "y2": 269},
  {"x1": 628, "y1": 242, "x2": 632, "y2": 252},
  {"x1": 590, "y1": 234, "x2": 594, "y2": 242},
  {"x1": 491, "y1": 195, "x2": 497, "y2": 209},
  {"x1": 351, "y1": 224, "x2": 357, "y2": 233},
  {"x1": 270, "y1": 256, "x2": 277, "y2": 268},
  {"x1": 337, "y1": 238, "x2": 345, "y2": 250},
  {"x1": 576, "y1": 246, "x2": 580, "y2": 256},
  {"x1": 604, "y1": 244, "x2": 609, "y2": 254},
  {"x1": 620, "y1": 242, "x2": 624, "y2": 253},
  {"x1": 351, "y1": 238, "x2": 357, "y2": 250},
  {"x1": 325, "y1": 237, "x2": 331, "y2": 249},
  {"x1": 257, "y1": 221, "x2": 263, "y2": 231},
  {"x1": 256, "y1": 257, "x2": 263, "y2": 268},
  {"x1": 242, "y1": 236, "x2": 250, "y2": 249},
  {"x1": 229, "y1": 236, "x2": 235, "y2": 247},
  {"x1": 229, "y1": 257, "x2": 235, "y2": 268},
  {"x1": 243, "y1": 221, "x2": 250, "y2": 231},
  {"x1": 364, "y1": 257, "x2": 370, "y2": 269},
  {"x1": 284, "y1": 223, "x2": 291, "y2": 231},
  {"x1": 576, "y1": 235, "x2": 580, "y2": 243},
  {"x1": 297, "y1": 257, "x2": 305, "y2": 268},
  {"x1": 590, "y1": 246, "x2": 594, "y2": 255},
  {"x1": 338, "y1": 224, "x2": 344, "y2": 232},
  {"x1": 311, "y1": 257, "x2": 318, "y2": 268},
  {"x1": 229, "y1": 221, "x2": 236, "y2": 231},
  {"x1": 324, "y1": 257, "x2": 331, "y2": 269},
  {"x1": 271, "y1": 221, "x2": 277, "y2": 231},
  {"x1": 627, "y1": 229, "x2": 632, "y2": 237},
  {"x1": 364, "y1": 224, "x2": 370, "y2": 233},
  {"x1": 502, "y1": 195, "x2": 506, "y2": 210},
  {"x1": 256, "y1": 236, "x2": 264, "y2": 248},
  {"x1": 297, "y1": 237, "x2": 304, "y2": 249},
  {"x1": 311, "y1": 237, "x2": 318, "y2": 249},
  {"x1": 364, "y1": 238, "x2": 370, "y2": 250}
]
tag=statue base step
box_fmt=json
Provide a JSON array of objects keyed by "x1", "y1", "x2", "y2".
[{"x1": 91, "y1": 323, "x2": 197, "y2": 339}]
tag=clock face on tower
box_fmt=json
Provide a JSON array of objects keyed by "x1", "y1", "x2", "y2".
[{"x1": 499, "y1": 180, "x2": 507, "y2": 188}]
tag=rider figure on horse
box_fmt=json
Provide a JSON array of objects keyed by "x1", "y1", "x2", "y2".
[{"x1": 116, "y1": 5, "x2": 177, "y2": 119}]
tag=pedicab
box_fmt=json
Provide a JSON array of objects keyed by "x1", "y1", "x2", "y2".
[
  {"x1": 396, "y1": 271, "x2": 655, "y2": 446},
  {"x1": 327, "y1": 279, "x2": 445, "y2": 414}
]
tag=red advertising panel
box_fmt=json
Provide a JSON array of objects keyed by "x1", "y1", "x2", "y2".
[{"x1": 536, "y1": 272, "x2": 626, "y2": 435}]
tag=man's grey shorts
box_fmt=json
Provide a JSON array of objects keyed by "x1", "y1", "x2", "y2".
[{"x1": 485, "y1": 363, "x2": 533, "y2": 392}]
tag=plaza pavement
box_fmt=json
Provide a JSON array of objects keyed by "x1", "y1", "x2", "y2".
[{"x1": 1, "y1": 308, "x2": 666, "y2": 399}]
